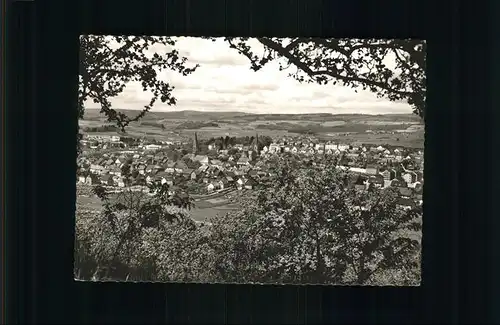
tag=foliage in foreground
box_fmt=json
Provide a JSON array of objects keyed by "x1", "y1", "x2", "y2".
[{"x1": 75, "y1": 159, "x2": 422, "y2": 285}]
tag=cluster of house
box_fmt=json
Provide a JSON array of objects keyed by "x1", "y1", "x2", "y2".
[
  {"x1": 80, "y1": 135, "x2": 125, "y2": 149},
  {"x1": 264, "y1": 140, "x2": 422, "y2": 164},
  {"x1": 77, "y1": 133, "x2": 424, "y2": 209},
  {"x1": 80, "y1": 134, "x2": 182, "y2": 151},
  {"x1": 77, "y1": 149, "x2": 268, "y2": 194},
  {"x1": 342, "y1": 165, "x2": 423, "y2": 210}
]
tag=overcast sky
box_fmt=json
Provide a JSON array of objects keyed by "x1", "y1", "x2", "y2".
[{"x1": 85, "y1": 37, "x2": 414, "y2": 115}]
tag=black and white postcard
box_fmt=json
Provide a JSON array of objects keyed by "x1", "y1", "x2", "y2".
[{"x1": 75, "y1": 36, "x2": 425, "y2": 285}]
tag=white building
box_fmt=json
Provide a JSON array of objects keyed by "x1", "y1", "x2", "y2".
[
  {"x1": 338, "y1": 144, "x2": 349, "y2": 151},
  {"x1": 268, "y1": 144, "x2": 280, "y2": 153},
  {"x1": 145, "y1": 144, "x2": 162, "y2": 150},
  {"x1": 90, "y1": 164, "x2": 105, "y2": 175}
]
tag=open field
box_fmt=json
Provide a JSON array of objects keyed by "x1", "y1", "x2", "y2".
[
  {"x1": 319, "y1": 130, "x2": 425, "y2": 148},
  {"x1": 75, "y1": 184, "x2": 241, "y2": 222},
  {"x1": 321, "y1": 121, "x2": 348, "y2": 126},
  {"x1": 179, "y1": 128, "x2": 291, "y2": 138},
  {"x1": 77, "y1": 194, "x2": 106, "y2": 211},
  {"x1": 205, "y1": 197, "x2": 228, "y2": 205},
  {"x1": 360, "y1": 121, "x2": 421, "y2": 126},
  {"x1": 81, "y1": 109, "x2": 424, "y2": 148},
  {"x1": 83, "y1": 109, "x2": 422, "y2": 123},
  {"x1": 189, "y1": 204, "x2": 239, "y2": 221}
]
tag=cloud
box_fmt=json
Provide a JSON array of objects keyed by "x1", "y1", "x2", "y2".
[
  {"x1": 240, "y1": 83, "x2": 280, "y2": 92},
  {"x1": 85, "y1": 37, "x2": 415, "y2": 115}
]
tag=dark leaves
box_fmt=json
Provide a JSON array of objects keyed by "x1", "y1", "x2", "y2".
[
  {"x1": 213, "y1": 158, "x2": 422, "y2": 284},
  {"x1": 92, "y1": 185, "x2": 108, "y2": 200},
  {"x1": 379, "y1": 237, "x2": 420, "y2": 269}
]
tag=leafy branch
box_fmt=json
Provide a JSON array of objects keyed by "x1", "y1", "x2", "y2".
[
  {"x1": 224, "y1": 37, "x2": 426, "y2": 118},
  {"x1": 79, "y1": 35, "x2": 199, "y2": 131}
]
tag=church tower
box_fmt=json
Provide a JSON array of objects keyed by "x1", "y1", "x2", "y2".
[
  {"x1": 253, "y1": 132, "x2": 259, "y2": 153},
  {"x1": 193, "y1": 132, "x2": 199, "y2": 154}
]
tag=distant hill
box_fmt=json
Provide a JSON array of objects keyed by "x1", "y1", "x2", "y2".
[
  {"x1": 83, "y1": 109, "x2": 422, "y2": 123},
  {"x1": 83, "y1": 109, "x2": 254, "y2": 121},
  {"x1": 81, "y1": 109, "x2": 424, "y2": 149}
]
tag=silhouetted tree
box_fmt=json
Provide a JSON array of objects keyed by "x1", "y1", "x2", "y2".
[{"x1": 258, "y1": 135, "x2": 273, "y2": 150}]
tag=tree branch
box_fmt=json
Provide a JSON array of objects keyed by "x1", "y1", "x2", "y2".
[{"x1": 257, "y1": 38, "x2": 413, "y2": 96}]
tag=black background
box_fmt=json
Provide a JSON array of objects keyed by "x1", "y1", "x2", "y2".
[{"x1": 6, "y1": 0, "x2": 497, "y2": 323}]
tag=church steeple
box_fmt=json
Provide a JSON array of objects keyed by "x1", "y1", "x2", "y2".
[
  {"x1": 193, "y1": 132, "x2": 199, "y2": 154},
  {"x1": 254, "y1": 132, "x2": 259, "y2": 153}
]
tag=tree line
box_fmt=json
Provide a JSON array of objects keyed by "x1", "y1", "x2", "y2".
[
  {"x1": 204, "y1": 135, "x2": 273, "y2": 150},
  {"x1": 175, "y1": 121, "x2": 219, "y2": 130},
  {"x1": 81, "y1": 125, "x2": 118, "y2": 133}
]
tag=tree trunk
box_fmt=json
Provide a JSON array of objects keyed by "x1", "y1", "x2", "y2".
[{"x1": 315, "y1": 241, "x2": 325, "y2": 282}]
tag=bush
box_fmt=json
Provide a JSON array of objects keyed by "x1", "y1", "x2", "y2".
[{"x1": 75, "y1": 206, "x2": 212, "y2": 281}]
